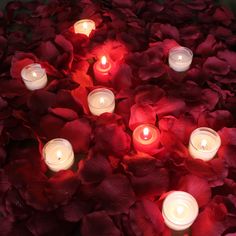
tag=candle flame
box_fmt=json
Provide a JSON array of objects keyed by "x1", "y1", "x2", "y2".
[
  {"x1": 101, "y1": 56, "x2": 107, "y2": 66},
  {"x1": 56, "y1": 150, "x2": 63, "y2": 160},
  {"x1": 99, "y1": 97, "x2": 105, "y2": 105},
  {"x1": 178, "y1": 55, "x2": 183, "y2": 61},
  {"x1": 200, "y1": 139, "x2": 207, "y2": 150},
  {"x1": 83, "y1": 22, "x2": 88, "y2": 29},
  {"x1": 32, "y1": 71, "x2": 37, "y2": 77},
  {"x1": 143, "y1": 127, "x2": 149, "y2": 137}
]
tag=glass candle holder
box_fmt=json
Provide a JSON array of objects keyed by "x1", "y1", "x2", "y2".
[
  {"x1": 189, "y1": 127, "x2": 221, "y2": 161},
  {"x1": 162, "y1": 191, "x2": 199, "y2": 231},
  {"x1": 93, "y1": 55, "x2": 116, "y2": 83},
  {"x1": 74, "y1": 19, "x2": 95, "y2": 37},
  {"x1": 87, "y1": 88, "x2": 115, "y2": 116},
  {"x1": 21, "y1": 63, "x2": 47, "y2": 91},
  {"x1": 168, "y1": 47, "x2": 193, "y2": 72},
  {"x1": 132, "y1": 124, "x2": 160, "y2": 155},
  {"x1": 43, "y1": 138, "x2": 74, "y2": 172}
]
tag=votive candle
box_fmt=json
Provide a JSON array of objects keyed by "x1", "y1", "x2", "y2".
[
  {"x1": 168, "y1": 46, "x2": 193, "y2": 72},
  {"x1": 87, "y1": 88, "x2": 115, "y2": 116},
  {"x1": 21, "y1": 63, "x2": 47, "y2": 91},
  {"x1": 93, "y1": 55, "x2": 116, "y2": 83},
  {"x1": 43, "y1": 138, "x2": 74, "y2": 172},
  {"x1": 162, "y1": 191, "x2": 199, "y2": 231},
  {"x1": 189, "y1": 127, "x2": 221, "y2": 161},
  {"x1": 132, "y1": 124, "x2": 160, "y2": 155},
  {"x1": 74, "y1": 19, "x2": 95, "y2": 37}
]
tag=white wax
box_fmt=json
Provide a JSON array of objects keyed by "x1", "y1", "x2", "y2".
[
  {"x1": 87, "y1": 88, "x2": 115, "y2": 116},
  {"x1": 43, "y1": 138, "x2": 74, "y2": 172},
  {"x1": 74, "y1": 19, "x2": 95, "y2": 37},
  {"x1": 168, "y1": 47, "x2": 193, "y2": 72},
  {"x1": 162, "y1": 191, "x2": 199, "y2": 231},
  {"x1": 21, "y1": 63, "x2": 47, "y2": 91},
  {"x1": 189, "y1": 127, "x2": 221, "y2": 161}
]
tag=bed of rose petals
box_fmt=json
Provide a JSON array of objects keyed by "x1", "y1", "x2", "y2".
[{"x1": 0, "y1": 0, "x2": 236, "y2": 235}]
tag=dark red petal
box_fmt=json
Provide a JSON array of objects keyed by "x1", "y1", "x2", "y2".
[
  {"x1": 177, "y1": 175, "x2": 211, "y2": 207},
  {"x1": 60, "y1": 118, "x2": 92, "y2": 153},
  {"x1": 45, "y1": 170, "x2": 80, "y2": 205},
  {"x1": 10, "y1": 52, "x2": 37, "y2": 80},
  {"x1": 81, "y1": 211, "x2": 121, "y2": 236},
  {"x1": 129, "y1": 104, "x2": 156, "y2": 130},
  {"x1": 218, "y1": 145, "x2": 236, "y2": 168},
  {"x1": 217, "y1": 50, "x2": 236, "y2": 71},
  {"x1": 138, "y1": 62, "x2": 166, "y2": 81},
  {"x1": 218, "y1": 128, "x2": 236, "y2": 146},
  {"x1": 49, "y1": 107, "x2": 78, "y2": 121},
  {"x1": 154, "y1": 97, "x2": 186, "y2": 118},
  {"x1": 131, "y1": 167, "x2": 169, "y2": 197},
  {"x1": 94, "y1": 174, "x2": 135, "y2": 215},
  {"x1": 78, "y1": 152, "x2": 112, "y2": 184},
  {"x1": 94, "y1": 124, "x2": 131, "y2": 156},
  {"x1": 203, "y1": 56, "x2": 230, "y2": 75},
  {"x1": 196, "y1": 34, "x2": 217, "y2": 56},
  {"x1": 129, "y1": 200, "x2": 165, "y2": 236}
]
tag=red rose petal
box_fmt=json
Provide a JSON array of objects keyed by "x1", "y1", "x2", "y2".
[
  {"x1": 131, "y1": 167, "x2": 169, "y2": 197},
  {"x1": 218, "y1": 128, "x2": 236, "y2": 146},
  {"x1": 217, "y1": 50, "x2": 236, "y2": 71},
  {"x1": 94, "y1": 175, "x2": 135, "y2": 215},
  {"x1": 49, "y1": 107, "x2": 78, "y2": 121},
  {"x1": 129, "y1": 104, "x2": 156, "y2": 130},
  {"x1": 94, "y1": 123, "x2": 131, "y2": 156},
  {"x1": 81, "y1": 211, "x2": 121, "y2": 236},
  {"x1": 129, "y1": 200, "x2": 165, "y2": 236},
  {"x1": 60, "y1": 118, "x2": 91, "y2": 153},
  {"x1": 178, "y1": 175, "x2": 211, "y2": 207},
  {"x1": 203, "y1": 56, "x2": 230, "y2": 75},
  {"x1": 45, "y1": 170, "x2": 80, "y2": 205},
  {"x1": 138, "y1": 62, "x2": 166, "y2": 81},
  {"x1": 78, "y1": 151, "x2": 112, "y2": 184},
  {"x1": 218, "y1": 145, "x2": 236, "y2": 168},
  {"x1": 154, "y1": 97, "x2": 186, "y2": 118}
]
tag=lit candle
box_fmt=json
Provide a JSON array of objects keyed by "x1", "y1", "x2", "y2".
[
  {"x1": 42, "y1": 138, "x2": 74, "y2": 172},
  {"x1": 189, "y1": 127, "x2": 221, "y2": 161},
  {"x1": 168, "y1": 46, "x2": 193, "y2": 72},
  {"x1": 132, "y1": 124, "x2": 160, "y2": 155},
  {"x1": 87, "y1": 88, "x2": 115, "y2": 116},
  {"x1": 162, "y1": 191, "x2": 199, "y2": 231},
  {"x1": 74, "y1": 19, "x2": 95, "y2": 37},
  {"x1": 93, "y1": 55, "x2": 116, "y2": 83},
  {"x1": 21, "y1": 63, "x2": 47, "y2": 91}
]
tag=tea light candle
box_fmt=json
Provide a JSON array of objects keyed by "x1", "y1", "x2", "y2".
[
  {"x1": 87, "y1": 88, "x2": 115, "y2": 116},
  {"x1": 74, "y1": 19, "x2": 95, "y2": 37},
  {"x1": 132, "y1": 124, "x2": 160, "y2": 155},
  {"x1": 43, "y1": 138, "x2": 74, "y2": 172},
  {"x1": 93, "y1": 55, "x2": 116, "y2": 83},
  {"x1": 162, "y1": 191, "x2": 199, "y2": 231},
  {"x1": 168, "y1": 46, "x2": 193, "y2": 72},
  {"x1": 189, "y1": 127, "x2": 221, "y2": 161},
  {"x1": 21, "y1": 63, "x2": 47, "y2": 91}
]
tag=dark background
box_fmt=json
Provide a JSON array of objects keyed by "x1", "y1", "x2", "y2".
[{"x1": 0, "y1": 0, "x2": 236, "y2": 13}]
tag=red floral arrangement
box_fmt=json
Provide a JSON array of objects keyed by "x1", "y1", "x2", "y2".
[{"x1": 0, "y1": 0, "x2": 236, "y2": 235}]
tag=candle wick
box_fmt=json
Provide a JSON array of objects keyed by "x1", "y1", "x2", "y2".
[
  {"x1": 32, "y1": 71, "x2": 37, "y2": 77},
  {"x1": 56, "y1": 150, "x2": 63, "y2": 160}
]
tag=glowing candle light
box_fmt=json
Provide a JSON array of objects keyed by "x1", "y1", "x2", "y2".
[
  {"x1": 21, "y1": 63, "x2": 47, "y2": 91},
  {"x1": 132, "y1": 124, "x2": 160, "y2": 155},
  {"x1": 93, "y1": 55, "x2": 117, "y2": 84},
  {"x1": 162, "y1": 191, "x2": 199, "y2": 231},
  {"x1": 168, "y1": 46, "x2": 193, "y2": 72},
  {"x1": 74, "y1": 19, "x2": 95, "y2": 37},
  {"x1": 43, "y1": 138, "x2": 74, "y2": 172},
  {"x1": 189, "y1": 127, "x2": 221, "y2": 161},
  {"x1": 87, "y1": 88, "x2": 115, "y2": 116}
]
